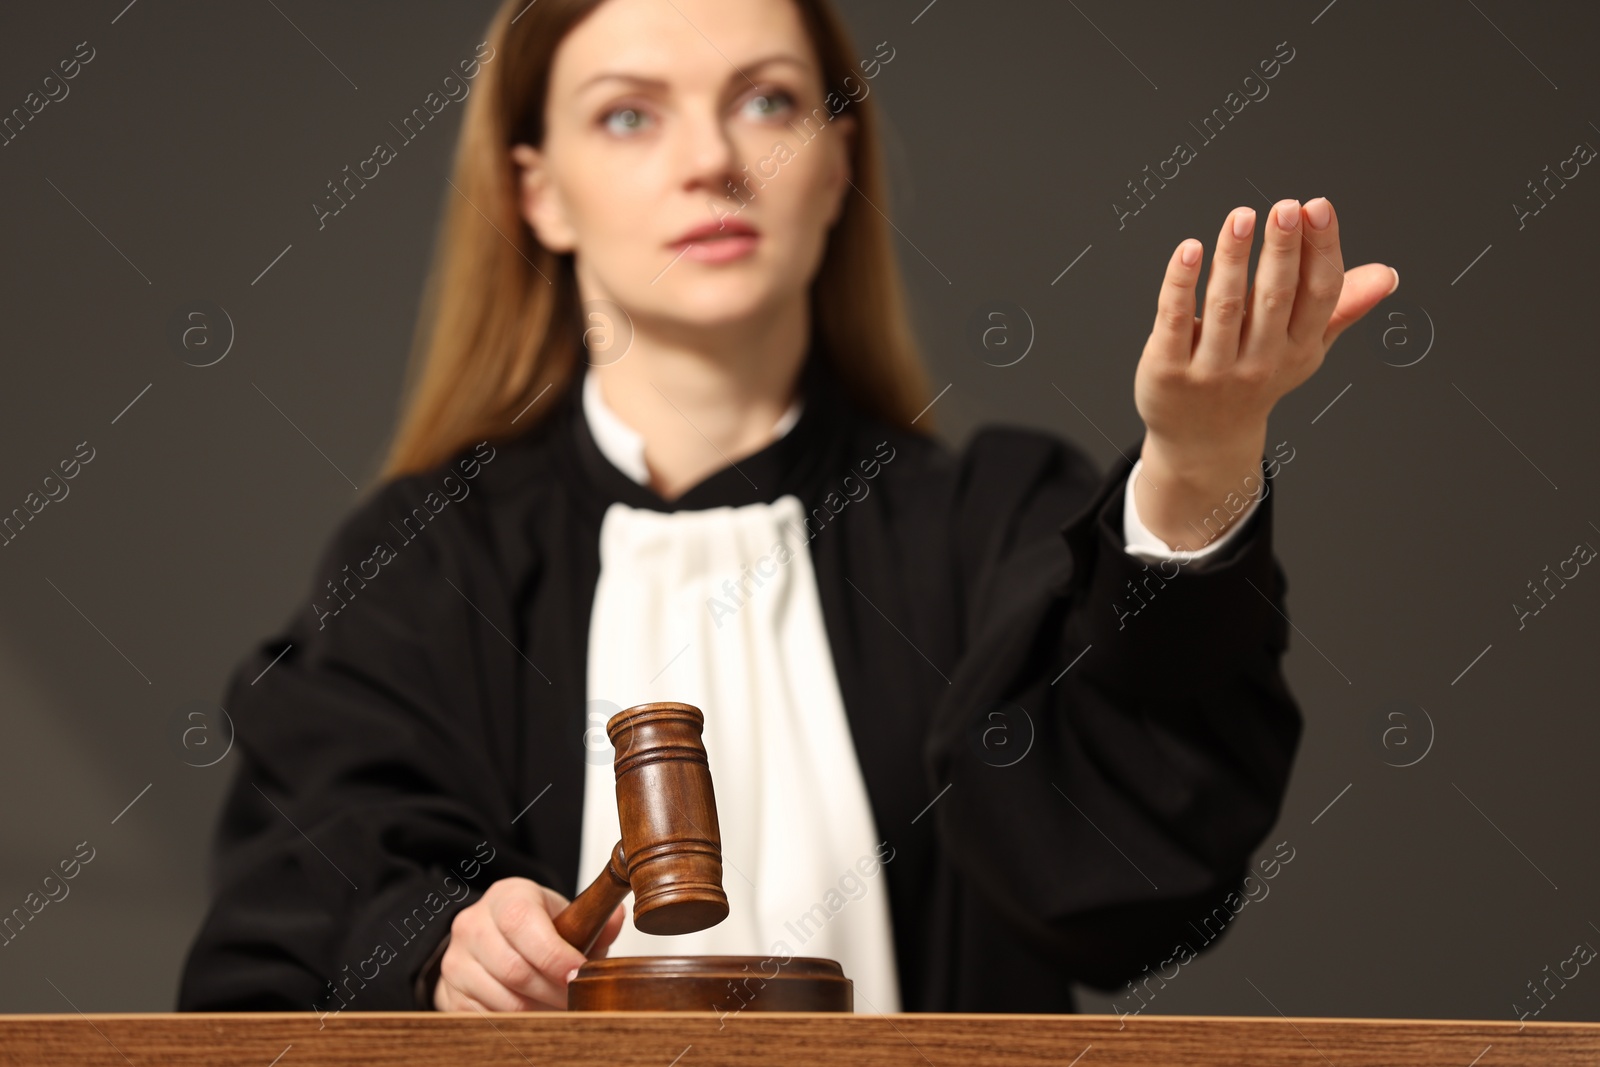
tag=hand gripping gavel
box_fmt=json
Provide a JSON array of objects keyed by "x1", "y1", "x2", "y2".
[
  {"x1": 416, "y1": 700, "x2": 847, "y2": 1011},
  {"x1": 552, "y1": 701, "x2": 730, "y2": 954}
]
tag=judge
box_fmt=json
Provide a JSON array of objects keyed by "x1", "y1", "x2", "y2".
[{"x1": 177, "y1": 0, "x2": 1399, "y2": 1016}]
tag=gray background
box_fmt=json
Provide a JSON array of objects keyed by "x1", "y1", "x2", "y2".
[{"x1": 2, "y1": 0, "x2": 1597, "y2": 1026}]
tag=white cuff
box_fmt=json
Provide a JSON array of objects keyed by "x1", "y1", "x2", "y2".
[{"x1": 1121, "y1": 456, "x2": 1260, "y2": 570}]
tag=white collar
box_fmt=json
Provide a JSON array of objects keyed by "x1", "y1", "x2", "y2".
[{"x1": 581, "y1": 368, "x2": 805, "y2": 487}]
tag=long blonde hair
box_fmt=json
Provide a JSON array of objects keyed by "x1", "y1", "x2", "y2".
[{"x1": 379, "y1": 0, "x2": 934, "y2": 480}]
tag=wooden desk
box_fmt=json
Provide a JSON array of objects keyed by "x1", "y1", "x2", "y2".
[{"x1": 1, "y1": 1011, "x2": 1596, "y2": 1065}]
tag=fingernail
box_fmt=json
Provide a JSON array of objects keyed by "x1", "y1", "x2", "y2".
[
  {"x1": 1277, "y1": 200, "x2": 1300, "y2": 230},
  {"x1": 1303, "y1": 197, "x2": 1331, "y2": 230},
  {"x1": 1179, "y1": 239, "x2": 1201, "y2": 266},
  {"x1": 1386, "y1": 267, "x2": 1400, "y2": 296},
  {"x1": 566, "y1": 967, "x2": 580, "y2": 984},
  {"x1": 1231, "y1": 208, "x2": 1255, "y2": 239}
]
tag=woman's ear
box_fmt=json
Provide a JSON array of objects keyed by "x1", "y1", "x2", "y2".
[
  {"x1": 823, "y1": 114, "x2": 857, "y2": 229},
  {"x1": 510, "y1": 143, "x2": 577, "y2": 253}
]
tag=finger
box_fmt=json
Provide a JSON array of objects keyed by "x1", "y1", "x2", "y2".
[
  {"x1": 473, "y1": 907, "x2": 571, "y2": 1007},
  {"x1": 1243, "y1": 199, "x2": 1304, "y2": 350},
  {"x1": 1192, "y1": 206, "x2": 1257, "y2": 372},
  {"x1": 1146, "y1": 238, "x2": 1203, "y2": 370},
  {"x1": 535, "y1": 883, "x2": 572, "y2": 915},
  {"x1": 438, "y1": 953, "x2": 537, "y2": 1013},
  {"x1": 490, "y1": 883, "x2": 586, "y2": 993},
  {"x1": 445, "y1": 991, "x2": 491, "y2": 1014},
  {"x1": 1284, "y1": 196, "x2": 1345, "y2": 350},
  {"x1": 1323, "y1": 262, "x2": 1400, "y2": 348}
]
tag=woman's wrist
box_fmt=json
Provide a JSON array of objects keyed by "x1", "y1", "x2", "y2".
[{"x1": 1134, "y1": 431, "x2": 1267, "y2": 552}]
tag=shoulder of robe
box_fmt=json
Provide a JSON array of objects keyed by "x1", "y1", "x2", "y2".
[
  {"x1": 317, "y1": 472, "x2": 457, "y2": 585},
  {"x1": 460, "y1": 429, "x2": 561, "y2": 502},
  {"x1": 837, "y1": 415, "x2": 1107, "y2": 604},
  {"x1": 859, "y1": 420, "x2": 1099, "y2": 509},
  {"x1": 293, "y1": 442, "x2": 510, "y2": 649},
  {"x1": 948, "y1": 424, "x2": 1104, "y2": 554}
]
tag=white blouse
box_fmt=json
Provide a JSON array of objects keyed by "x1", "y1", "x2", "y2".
[{"x1": 573, "y1": 370, "x2": 1256, "y2": 1015}]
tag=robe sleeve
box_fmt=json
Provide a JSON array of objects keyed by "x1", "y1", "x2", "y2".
[
  {"x1": 925, "y1": 427, "x2": 1302, "y2": 991},
  {"x1": 177, "y1": 472, "x2": 561, "y2": 1012}
]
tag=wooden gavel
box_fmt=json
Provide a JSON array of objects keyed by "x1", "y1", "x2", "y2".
[
  {"x1": 551, "y1": 701, "x2": 730, "y2": 954},
  {"x1": 551, "y1": 699, "x2": 853, "y2": 1012}
]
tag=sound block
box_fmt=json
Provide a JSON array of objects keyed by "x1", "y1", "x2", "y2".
[{"x1": 567, "y1": 955, "x2": 852, "y2": 1012}]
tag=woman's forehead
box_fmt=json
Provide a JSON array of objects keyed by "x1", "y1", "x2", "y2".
[{"x1": 549, "y1": 0, "x2": 817, "y2": 94}]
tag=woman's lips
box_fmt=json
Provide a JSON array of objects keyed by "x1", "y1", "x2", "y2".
[
  {"x1": 672, "y1": 232, "x2": 760, "y2": 263},
  {"x1": 668, "y1": 216, "x2": 760, "y2": 263}
]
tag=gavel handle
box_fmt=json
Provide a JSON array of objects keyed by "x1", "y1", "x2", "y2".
[{"x1": 552, "y1": 840, "x2": 630, "y2": 956}]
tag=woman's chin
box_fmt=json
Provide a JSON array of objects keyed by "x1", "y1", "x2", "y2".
[{"x1": 642, "y1": 279, "x2": 791, "y2": 326}]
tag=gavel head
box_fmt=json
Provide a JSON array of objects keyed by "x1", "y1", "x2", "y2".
[{"x1": 608, "y1": 701, "x2": 730, "y2": 936}]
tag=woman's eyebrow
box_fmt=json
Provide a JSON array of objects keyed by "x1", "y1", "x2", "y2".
[
  {"x1": 727, "y1": 52, "x2": 813, "y2": 81},
  {"x1": 574, "y1": 53, "x2": 812, "y2": 96}
]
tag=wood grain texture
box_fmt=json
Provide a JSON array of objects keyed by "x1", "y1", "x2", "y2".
[
  {"x1": 0, "y1": 1012, "x2": 1595, "y2": 1066},
  {"x1": 568, "y1": 956, "x2": 853, "y2": 1011}
]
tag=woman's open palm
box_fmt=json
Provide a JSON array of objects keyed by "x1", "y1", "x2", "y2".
[{"x1": 1134, "y1": 197, "x2": 1399, "y2": 457}]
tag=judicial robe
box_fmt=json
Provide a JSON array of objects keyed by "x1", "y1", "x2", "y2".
[{"x1": 176, "y1": 343, "x2": 1302, "y2": 1015}]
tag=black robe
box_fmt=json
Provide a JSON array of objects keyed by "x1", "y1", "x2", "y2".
[{"x1": 177, "y1": 344, "x2": 1301, "y2": 1014}]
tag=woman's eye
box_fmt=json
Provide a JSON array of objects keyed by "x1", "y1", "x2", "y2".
[
  {"x1": 601, "y1": 106, "x2": 652, "y2": 136},
  {"x1": 742, "y1": 89, "x2": 795, "y2": 120}
]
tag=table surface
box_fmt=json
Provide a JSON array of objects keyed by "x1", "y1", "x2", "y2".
[{"x1": 1, "y1": 1011, "x2": 1597, "y2": 1066}]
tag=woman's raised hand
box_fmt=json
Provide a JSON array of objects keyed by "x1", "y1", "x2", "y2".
[
  {"x1": 432, "y1": 876, "x2": 626, "y2": 1012},
  {"x1": 1130, "y1": 197, "x2": 1398, "y2": 552}
]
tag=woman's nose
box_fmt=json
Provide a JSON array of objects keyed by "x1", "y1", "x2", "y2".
[{"x1": 674, "y1": 107, "x2": 739, "y2": 191}]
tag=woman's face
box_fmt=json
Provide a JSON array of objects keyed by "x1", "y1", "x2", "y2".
[{"x1": 512, "y1": 0, "x2": 856, "y2": 333}]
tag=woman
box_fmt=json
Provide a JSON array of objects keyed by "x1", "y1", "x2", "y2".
[{"x1": 178, "y1": 0, "x2": 1397, "y2": 1016}]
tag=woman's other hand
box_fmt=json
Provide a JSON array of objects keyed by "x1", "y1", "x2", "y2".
[
  {"x1": 1131, "y1": 197, "x2": 1398, "y2": 551},
  {"x1": 432, "y1": 876, "x2": 626, "y2": 1011}
]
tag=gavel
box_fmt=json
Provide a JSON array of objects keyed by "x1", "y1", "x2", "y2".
[
  {"x1": 553, "y1": 700, "x2": 852, "y2": 1012},
  {"x1": 551, "y1": 701, "x2": 730, "y2": 953}
]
